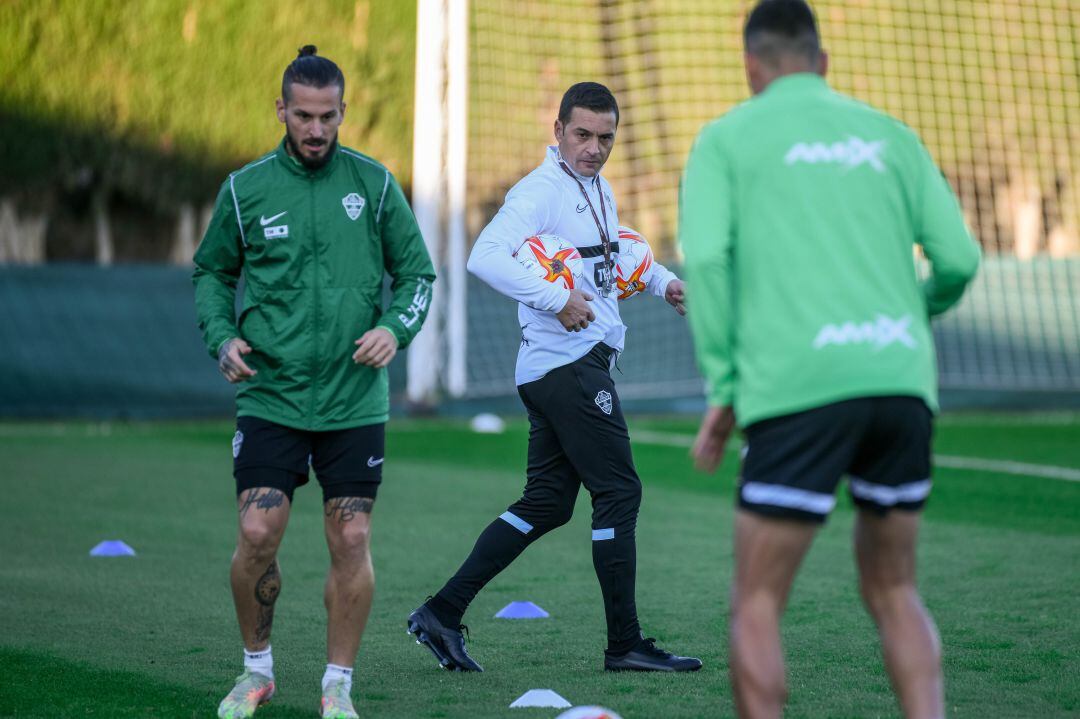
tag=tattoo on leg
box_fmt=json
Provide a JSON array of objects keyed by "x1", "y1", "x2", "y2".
[
  {"x1": 240, "y1": 488, "x2": 285, "y2": 518},
  {"x1": 253, "y1": 560, "x2": 280, "y2": 644},
  {"x1": 324, "y1": 497, "x2": 374, "y2": 523}
]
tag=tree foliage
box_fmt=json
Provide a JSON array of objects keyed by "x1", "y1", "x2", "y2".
[{"x1": 0, "y1": 0, "x2": 417, "y2": 209}]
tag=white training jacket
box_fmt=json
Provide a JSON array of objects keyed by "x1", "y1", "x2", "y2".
[{"x1": 467, "y1": 145, "x2": 678, "y2": 386}]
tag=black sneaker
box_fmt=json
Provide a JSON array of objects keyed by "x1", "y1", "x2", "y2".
[
  {"x1": 604, "y1": 635, "x2": 703, "y2": 672},
  {"x1": 407, "y1": 603, "x2": 484, "y2": 672}
]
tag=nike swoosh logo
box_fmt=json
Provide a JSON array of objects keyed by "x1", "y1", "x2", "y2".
[
  {"x1": 367, "y1": 456, "x2": 384, "y2": 468},
  {"x1": 259, "y1": 211, "x2": 287, "y2": 226},
  {"x1": 576, "y1": 203, "x2": 588, "y2": 213}
]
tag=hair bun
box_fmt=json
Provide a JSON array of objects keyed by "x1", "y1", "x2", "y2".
[{"x1": 298, "y1": 44, "x2": 318, "y2": 57}]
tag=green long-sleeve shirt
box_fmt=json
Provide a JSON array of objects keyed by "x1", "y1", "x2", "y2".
[
  {"x1": 679, "y1": 73, "x2": 980, "y2": 426},
  {"x1": 193, "y1": 139, "x2": 435, "y2": 430}
]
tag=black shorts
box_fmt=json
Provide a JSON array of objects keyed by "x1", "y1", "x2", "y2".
[
  {"x1": 738, "y1": 396, "x2": 932, "y2": 523},
  {"x1": 232, "y1": 416, "x2": 385, "y2": 504}
]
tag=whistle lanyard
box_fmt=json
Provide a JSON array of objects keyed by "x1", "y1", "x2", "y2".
[{"x1": 559, "y1": 161, "x2": 613, "y2": 296}]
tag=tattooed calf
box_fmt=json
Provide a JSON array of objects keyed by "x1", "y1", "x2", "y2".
[
  {"x1": 253, "y1": 560, "x2": 280, "y2": 644},
  {"x1": 325, "y1": 497, "x2": 374, "y2": 523}
]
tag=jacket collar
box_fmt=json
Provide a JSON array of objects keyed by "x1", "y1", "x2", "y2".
[
  {"x1": 760, "y1": 72, "x2": 829, "y2": 98},
  {"x1": 546, "y1": 145, "x2": 602, "y2": 187},
  {"x1": 275, "y1": 137, "x2": 339, "y2": 178}
]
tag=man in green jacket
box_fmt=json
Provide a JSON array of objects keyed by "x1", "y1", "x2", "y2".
[
  {"x1": 679, "y1": 2, "x2": 979, "y2": 718},
  {"x1": 193, "y1": 46, "x2": 435, "y2": 719}
]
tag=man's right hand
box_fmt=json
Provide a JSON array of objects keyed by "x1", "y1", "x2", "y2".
[
  {"x1": 218, "y1": 337, "x2": 257, "y2": 383},
  {"x1": 691, "y1": 405, "x2": 736, "y2": 473},
  {"x1": 556, "y1": 289, "x2": 595, "y2": 332}
]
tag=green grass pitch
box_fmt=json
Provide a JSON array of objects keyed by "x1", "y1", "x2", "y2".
[{"x1": 0, "y1": 414, "x2": 1077, "y2": 718}]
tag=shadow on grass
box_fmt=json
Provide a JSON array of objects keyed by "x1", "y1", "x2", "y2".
[{"x1": 0, "y1": 646, "x2": 311, "y2": 718}]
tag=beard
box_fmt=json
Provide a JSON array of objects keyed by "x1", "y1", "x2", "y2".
[{"x1": 285, "y1": 132, "x2": 338, "y2": 170}]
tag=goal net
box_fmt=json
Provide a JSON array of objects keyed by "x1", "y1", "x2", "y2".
[{"x1": 413, "y1": 0, "x2": 1080, "y2": 403}]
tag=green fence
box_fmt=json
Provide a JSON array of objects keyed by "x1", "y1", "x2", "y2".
[
  {"x1": 0, "y1": 266, "x2": 232, "y2": 418},
  {"x1": 460, "y1": 257, "x2": 1080, "y2": 405},
  {"x1": 2, "y1": 258, "x2": 1076, "y2": 419}
]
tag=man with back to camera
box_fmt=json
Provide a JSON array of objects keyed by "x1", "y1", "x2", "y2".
[
  {"x1": 679, "y1": 1, "x2": 980, "y2": 717},
  {"x1": 406, "y1": 82, "x2": 701, "y2": 673},
  {"x1": 193, "y1": 46, "x2": 435, "y2": 719}
]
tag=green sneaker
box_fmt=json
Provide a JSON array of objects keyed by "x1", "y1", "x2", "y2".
[
  {"x1": 320, "y1": 678, "x2": 359, "y2": 719},
  {"x1": 217, "y1": 670, "x2": 275, "y2": 719}
]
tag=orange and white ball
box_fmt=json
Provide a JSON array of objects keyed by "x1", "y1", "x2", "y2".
[
  {"x1": 514, "y1": 234, "x2": 584, "y2": 290},
  {"x1": 615, "y1": 226, "x2": 655, "y2": 300}
]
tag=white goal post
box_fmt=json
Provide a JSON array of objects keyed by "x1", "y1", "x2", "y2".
[{"x1": 407, "y1": 0, "x2": 469, "y2": 405}]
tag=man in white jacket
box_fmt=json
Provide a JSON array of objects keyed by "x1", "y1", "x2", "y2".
[{"x1": 408, "y1": 82, "x2": 700, "y2": 673}]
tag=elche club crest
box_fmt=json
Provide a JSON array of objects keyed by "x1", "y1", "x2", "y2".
[
  {"x1": 594, "y1": 390, "x2": 613, "y2": 415},
  {"x1": 342, "y1": 192, "x2": 365, "y2": 220}
]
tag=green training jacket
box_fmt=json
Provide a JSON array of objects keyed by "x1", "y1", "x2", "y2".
[
  {"x1": 193, "y1": 139, "x2": 435, "y2": 431},
  {"x1": 679, "y1": 73, "x2": 981, "y2": 426}
]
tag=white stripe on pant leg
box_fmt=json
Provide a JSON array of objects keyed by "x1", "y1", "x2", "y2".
[
  {"x1": 741, "y1": 482, "x2": 837, "y2": 514},
  {"x1": 849, "y1": 477, "x2": 932, "y2": 506},
  {"x1": 592, "y1": 528, "x2": 615, "y2": 541},
  {"x1": 499, "y1": 511, "x2": 533, "y2": 535}
]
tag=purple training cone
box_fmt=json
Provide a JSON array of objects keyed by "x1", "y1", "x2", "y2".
[
  {"x1": 495, "y1": 601, "x2": 549, "y2": 619},
  {"x1": 90, "y1": 540, "x2": 136, "y2": 557}
]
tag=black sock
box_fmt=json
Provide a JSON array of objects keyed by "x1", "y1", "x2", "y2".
[
  {"x1": 431, "y1": 517, "x2": 535, "y2": 625},
  {"x1": 593, "y1": 532, "x2": 641, "y2": 655},
  {"x1": 426, "y1": 593, "x2": 463, "y2": 629}
]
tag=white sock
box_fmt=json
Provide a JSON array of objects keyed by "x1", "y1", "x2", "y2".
[
  {"x1": 322, "y1": 663, "x2": 353, "y2": 693},
  {"x1": 244, "y1": 646, "x2": 274, "y2": 681}
]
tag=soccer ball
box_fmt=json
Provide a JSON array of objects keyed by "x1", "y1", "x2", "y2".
[
  {"x1": 615, "y1": 226, "x2": 655, "y2": 300},
  {"x1": 514, "y1": 234, "x2": 584, "y2": 290},
  {"x1": 555, "y1": 707, "x2": 624, "y2": 719}
]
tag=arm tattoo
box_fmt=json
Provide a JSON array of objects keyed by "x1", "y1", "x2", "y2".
[
  {"x1": 325, "y1": 497, "x2": 374, "y2": 523},
  {"x1": 218, "y1": 339, "x2": 237, "y2": 373},
  {"x1": 253, "y1": 560, "x2": 280, "y2": 644},
  {"x1": 239, "y1": 488, "x2": 286, "y2": 518},
  {"x1": 219, "y1": 338, "x2": 250, "y2": 376}
]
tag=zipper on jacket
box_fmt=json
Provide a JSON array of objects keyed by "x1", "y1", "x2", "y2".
[{"x1": 308, "y1": 178, "x2": 320, "y2": 426}]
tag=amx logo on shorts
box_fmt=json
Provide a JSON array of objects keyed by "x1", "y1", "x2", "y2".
[
  {"x1": 784, "y1": 136, "x2": 886, "y2": 173},
  {"x1": 812, "y1": 314, "x2": 916, "y2": 351}
]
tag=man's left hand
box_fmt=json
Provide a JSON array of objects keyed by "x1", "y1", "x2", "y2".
[
  {"x1": 353, "y1": 327, "x2": 399, "y2": 368},
  {"x1": 665, "y1": 279, "x2": 687, "y2": 316},
  {"x1": 692, "y1": 405, "x2": 736, "y2": 473}
]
